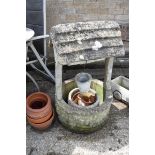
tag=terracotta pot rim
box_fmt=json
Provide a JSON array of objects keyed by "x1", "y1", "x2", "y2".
[
  {"x1": 26, "y1": 106, "x2": 52, "y2": 119},
  {"x1": 27, "y1": 110, "x2": 53, "y2": 124},
  {"x1": 27, "y1": 111, "x2": 55, "y2": 130},
  {"x1": 26, "y1": 92, "x2": 52, "y2": 112},
  {"x1": 68, "y1": 88, "x2": 99, "y2": 108}
]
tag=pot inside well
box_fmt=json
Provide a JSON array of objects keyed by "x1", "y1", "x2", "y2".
[{"x1": 68, "y1": 88, "x2": 99, "y2": 108}]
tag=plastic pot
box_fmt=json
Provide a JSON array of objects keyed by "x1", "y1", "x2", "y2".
[{"x1": 75, "y1": 72, "x2": 92, "y2": 93}]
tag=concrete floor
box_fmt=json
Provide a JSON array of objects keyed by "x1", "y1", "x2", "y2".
[{"x1": 26, "y1": 72, "x2": 129, "y2": 155}]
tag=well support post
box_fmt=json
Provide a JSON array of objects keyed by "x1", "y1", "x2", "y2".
[{"x1": 55, "y1": 62, "x2": 63, "y2": 100}]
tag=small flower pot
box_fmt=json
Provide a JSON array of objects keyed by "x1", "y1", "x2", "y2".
[
  {"x1": 26, "y1": 92, "x2": 52, "y2": 119},
  {"x1": 75, "y1": 72, "x2": 92, "y2": 93},
  {"x1": 27, "y1": 112, "x2": 55, "y2": 130},
  {"x1": 27, "y1": 110, "x2": 53, "y2": 124},
  {"x1": 26, "y1": 92, "x2": 54, "y2": 130}
]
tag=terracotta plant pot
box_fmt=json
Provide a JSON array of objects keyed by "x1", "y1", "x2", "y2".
[
  {"x1": 26, "y1": 92, "x2": 54, "y2": 130},
  {"x1": 27, "y1": 110, "x2": 53, "y2": 124},
  {"x1": 68, "y1": 88, "x2": 99, "y2": 108},
  {"x1": 27, "y1": 111, "x2": 55, "y2": 130},
  {"x1": 27, "y1": 106, "x2": 52, "y2": 119},
  {"x1": 26, "y1": 92, "x2": 52, "y2": 119}
]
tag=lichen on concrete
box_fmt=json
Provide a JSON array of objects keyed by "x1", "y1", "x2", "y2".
[
  {"x1": 55, "y1": 79, "x2": 112, "y2": 133},
  {"x1": 50, "y1": 21, "x2": 126, "y2": 134},
  {"x1": 51, "y1": 21, "x2": 125, "y2": 65}
]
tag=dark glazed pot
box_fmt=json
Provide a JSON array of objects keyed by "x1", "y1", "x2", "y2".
[{"x1": 26, "y1": 92, "x2": 54, "y2": 130}]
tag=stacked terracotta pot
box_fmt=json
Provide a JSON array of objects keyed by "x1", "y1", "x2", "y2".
[{"x1": 26, "y1": 92, "x2": 54, "y2": 130}]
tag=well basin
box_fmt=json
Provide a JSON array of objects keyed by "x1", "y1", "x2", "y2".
[{"x1": 55, "y1": 79, "x2": 112, "y2": 133}]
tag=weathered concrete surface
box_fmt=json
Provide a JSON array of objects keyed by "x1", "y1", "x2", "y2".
[
  {"x1": 26, "y1": 72, "x2": 129, "y2": 155},
  {"x1": 56, "y1": 79, "x2": 111, "y2": 133},
  {"x1": 51, "y1": 21, "x2": 125, "y2": 65}
]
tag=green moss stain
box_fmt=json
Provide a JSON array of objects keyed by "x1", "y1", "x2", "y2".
[{"x1": 91, "y1": 81, "x2": 104, "y2": 104}]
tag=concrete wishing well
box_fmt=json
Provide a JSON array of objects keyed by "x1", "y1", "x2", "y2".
[{"x1": 50, "y1": 21, "x2": 125, "y2": 133}]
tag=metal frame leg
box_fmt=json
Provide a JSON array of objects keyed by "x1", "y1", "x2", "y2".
[
  {"x1": 29, "y1": 42, "x2": 55, "y2": 82},
  {"x1": 26, "y1": 44, "x2": 29, "y2": 61},
  {"x1": 30, "y1": 63, "x2": 51, "y2": 79},
  {"x1": 26, "y1": 71, "x2": 40, "y2": 91}
]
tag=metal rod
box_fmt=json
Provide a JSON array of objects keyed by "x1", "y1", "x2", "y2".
[
  {"x1": 30, "y1": 64, "x2": 50, "y2": 78},
  {"x1": 30, "y1": 34, "x2": 49, "y2": 41},
  {"x1": 29, "y1": 42, "x2": 55, "y2": 82},
  {"x1": 43, "y1": 0, "x2": 47, "y2": 65},
  {"x1": 26, "y1": 57, "x2": 45, "y2": 65},
  {"x1": 26, "y1": 44, "x2": 28, "y2": 59},
  {"x1": 26, "y1": 71, "x2": 40, "y2": 91}
]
